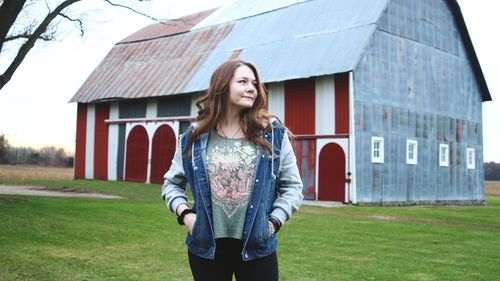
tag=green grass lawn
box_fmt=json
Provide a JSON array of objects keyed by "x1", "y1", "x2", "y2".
[{"x1": 1, "y1": 180, "x2": 499, "y2": 281}]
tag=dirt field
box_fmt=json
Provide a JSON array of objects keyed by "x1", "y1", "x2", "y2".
[
  {"x1": 0, "y1": 164, "x2": 73, "y2": 180},
  {"x1": 0, "y1": 164, "x2": 499, "y2": 196},
  {"x1": 485, "y1": 181, "x2": 500, "y2": 196}
]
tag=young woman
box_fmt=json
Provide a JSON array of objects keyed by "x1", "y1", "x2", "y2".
[{"x1": 161, "y1": 59, "x2": 303, "y2": 281}]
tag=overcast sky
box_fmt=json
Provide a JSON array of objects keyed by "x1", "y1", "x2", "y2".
[{"x1": 0, "y1": 0, "x2": 498, "y2": 162}]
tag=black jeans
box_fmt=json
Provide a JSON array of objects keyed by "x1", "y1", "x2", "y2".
[{"x1": 188, "y1": 238, "x2": 279, "y2": 281}]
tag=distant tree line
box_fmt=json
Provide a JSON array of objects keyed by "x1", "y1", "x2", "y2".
[
  {"x1": 484, "y1": 162, "x2": 500, "y2": 181},
  {"x1": 0, "y1": 134, "x2": 73, "y2": 167}
]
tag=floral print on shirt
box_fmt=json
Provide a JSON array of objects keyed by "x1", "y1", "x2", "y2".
[{"x1": 207, "y1": 137, "x2": 257, "y2": 218}]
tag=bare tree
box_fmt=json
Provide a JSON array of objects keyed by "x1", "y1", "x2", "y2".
[
  {"x1": 0, "y1": 0, "x2": 160, "y2": 91},
  {"x1": 0, "y1": 134, "x2": 9, "y2": 163}
]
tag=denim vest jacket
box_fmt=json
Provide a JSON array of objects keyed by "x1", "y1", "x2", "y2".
[{"x1": 162, "y1": 120, "x2": 303, "y2": 261}]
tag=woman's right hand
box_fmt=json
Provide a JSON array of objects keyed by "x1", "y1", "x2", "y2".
[{"x1": 183, "y1": 213, "x2": 196, "y2": 235}]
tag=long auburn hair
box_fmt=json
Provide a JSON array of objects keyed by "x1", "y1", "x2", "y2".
[{"x1": 188, "y1": 59, "x2": 274, "y2": 156}]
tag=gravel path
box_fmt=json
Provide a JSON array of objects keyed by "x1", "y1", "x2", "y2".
[{"x1": 0, "y1": 185, "x2": 124, "y2": 199}]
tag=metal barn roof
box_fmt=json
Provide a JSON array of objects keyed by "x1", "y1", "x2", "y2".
[{"x1": 70, "y1": 0, "x2": 491, "y2": 103}]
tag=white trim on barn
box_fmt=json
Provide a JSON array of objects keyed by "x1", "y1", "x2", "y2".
[
  {"x1": 85, "y1": 104, "x2": 95, "y2": 179},
  {"x1": 267, "y1": 82, "x2": 285, "y2": 123},
  {"x1": 315, "y1": 75, "x2": 335, "y2": 135},
  {"x1": 467, "y1": 148, "x2": 475, "y2": 170},
  {"x1": 348, "y1": 71, "x2": 356, "y2": 204},
  {"x1": 146, "y1": 100, "x2": 158, "y2": 119},
  {"x1": 190, "y1": 94, "x2": 200, "y2": 118},
  {"x1": 439, "y1": 143, "x2": 449, "y2": 167},
  {"x1": 107, "y1": 102, "x2": 119, "y2": 181},
  {"x1": 371, "y1": 136, "x2": 384, "y2": 164},
  {"x1": 406, "y1": 139, "x2": 418, "y2": 165}
]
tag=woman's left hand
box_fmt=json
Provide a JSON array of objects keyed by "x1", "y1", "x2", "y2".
[{"x1": 268, "y1": 221, "x2": 275, "y2": 238}]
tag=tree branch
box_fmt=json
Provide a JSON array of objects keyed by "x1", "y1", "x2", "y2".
[
  {"x1": 0, "y1": 0, "x2": 82, "y2": 90},
  {"x1": 59, "y1": 12, "x2": 84, "y2": 36},
  {"x1": 5, "y1": 32, "x2": 54, "y2": 42},
  {"x1": 102, "y1": 0, "x2": 164, "y2": 23}
]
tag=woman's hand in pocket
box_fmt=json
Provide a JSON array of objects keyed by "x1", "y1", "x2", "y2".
[{"x1": 184, "y1": 213, "x2": 196, "y2": 235}]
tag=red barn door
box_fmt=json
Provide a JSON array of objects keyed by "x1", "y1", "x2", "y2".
[
  {"x1": 318, "y1": 143, "x2": 345, "y2": 202},
  {"x1": 150, "y1": 125, "x2": 176, "y2": 184},
  {"x1": 125, "y1": 126, "x2": 148, "y2": 183}
]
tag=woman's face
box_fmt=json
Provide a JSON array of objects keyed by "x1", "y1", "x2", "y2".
[{"x1": 227, "y1": 65, "x2": 257, "y2": 112}]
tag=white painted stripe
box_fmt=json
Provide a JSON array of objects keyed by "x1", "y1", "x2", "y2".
[
  {"x1": 348, "y1": 72, "x2": 357, "y2": 204},
  {"x1": 107, "y1": 102, "x2": 119, "y2": 181},
  {"x1": 267, "y1": 82, "x2": 285, "y2": 123},
  {"x1": 146, "y1": 99, "x2": 157, "y2": 118},
  {"x1": 315, "y1": 75, "x2": 335, "y2": 135},
  {"x1": 190, "y1": 93, "x2": 200, "y2": 118},
  {"x1": 107, "y1": 124, "x2": 119, "y2": 181},
  {"x1": 85, "y1": 104, "x2": 95, "y2": 179}
]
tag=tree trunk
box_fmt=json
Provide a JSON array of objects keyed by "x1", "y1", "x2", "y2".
[
  {"x1": 0, "y1": 0, "x2": 27, "y2": 54},
  {"x1": 0, "y1": 0, "x2": 82, "y2": 91}
]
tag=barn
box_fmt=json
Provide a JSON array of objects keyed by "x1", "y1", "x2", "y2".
[{"x1": 70, "y1": 0, "x2": 491, "y2": 205}]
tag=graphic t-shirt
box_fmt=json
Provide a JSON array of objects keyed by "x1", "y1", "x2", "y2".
[{"x1": 206, "y1": 131, "x2": 257, "y2": 239}]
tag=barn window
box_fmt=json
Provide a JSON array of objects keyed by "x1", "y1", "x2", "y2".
[
  {"x1": 467, "y1": 148, "x2": 475, "y2": 170},
  {"x1": 439, "y1": 143, "x2": 449, "y2": 167},
  {"x1": 406, "y1": 139, "x2": 418, "y2": 165},
  {"x1": 371, "y1": 136, "x2": 384, "y2": 163}
]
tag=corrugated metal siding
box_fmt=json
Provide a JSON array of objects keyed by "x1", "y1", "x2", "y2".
[
  {"x1": 119, "y1": 100, "x2": 147, "y2": 119},
  {"x1": 74, "y1": 103, "x2": 87, "y2": 179},
  {"x1": 353, "y1": 0, "x2": 484, "y2": 204},
  {"x1": 284, "y1": 78, "x2": 315, "y2": 134},
  {"x1": 335, "y1": 73, "x2": 349, "y2": 134},
  {"x1": 94, "y1": 103, "x2": 109, "y2": 180},
  {"x1": 157, "y1": 95, "x2": 191, "y2": 117}
]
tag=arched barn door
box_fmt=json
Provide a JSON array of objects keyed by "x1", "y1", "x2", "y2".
[
  {"x1": 125, "y1": 125, "x2": 149, "y2": 183},
  {"x1": 150, "y1": 125, "x2": 176, "y2": 184},
  {"x1": 318, "y1": 143, "x2": 346, "y2": 201}
]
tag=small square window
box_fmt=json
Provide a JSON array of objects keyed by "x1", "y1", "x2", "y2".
[
  {"x1": 406, "y1": 139, "x2": 418, "y2": 165},
  {"x1": 439, "y1": 143, "x2": 449, "y2": 167},
  {"x1": 371, "y1": 136, "x2": 384, "y2": 163},
  {"x1": 467, "y1": 148, "x2": 475, "y2": 170}
]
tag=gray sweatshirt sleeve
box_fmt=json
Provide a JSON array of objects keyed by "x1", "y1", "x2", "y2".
[
  {"x1": 270, "y1": 130, "x2": 304, "y2": 224},
  {"x1": 161, "y1": 137, "x2": 189, "y2": 213}
]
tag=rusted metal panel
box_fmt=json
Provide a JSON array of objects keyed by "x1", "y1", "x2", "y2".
[
  {"x1": 120, "y1": 9, "x2": 216, "y2": 43},
  {"x1": 70, "y1": 23, "x2": 234, "y2": 103}
]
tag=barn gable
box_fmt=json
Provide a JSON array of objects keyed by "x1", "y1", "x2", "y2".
[{"x1": 353, "y1": 0, "x2": 486, "y2": 203}]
